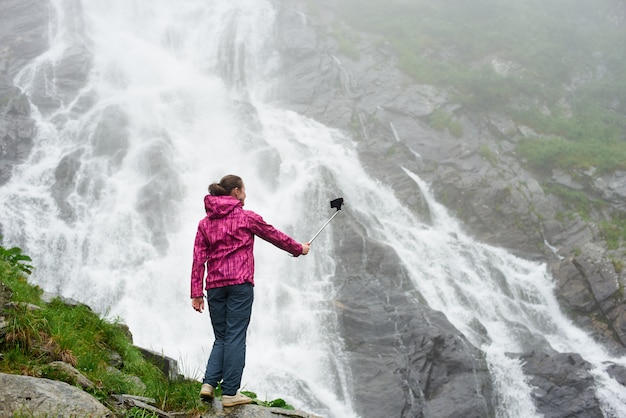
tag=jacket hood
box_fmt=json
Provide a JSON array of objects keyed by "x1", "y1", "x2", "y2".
[{"x1": 204, "y1": 194, "x2": 242, "y2": 219}]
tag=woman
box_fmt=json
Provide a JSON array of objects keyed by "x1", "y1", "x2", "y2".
[{"x1": 190, "y1": 174, "x2": 310, "y2": 407}]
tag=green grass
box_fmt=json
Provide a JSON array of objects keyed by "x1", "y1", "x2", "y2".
[
  {"x1": 125, "y1": 408, "x2": 161, "y2": 418},
  {"x1": 430, "y1": 109, "x2": 463, "y2": 137},
  {"x1": 600, "y1": 212, "x2": 626, "y2": 250},
  {"x1": 517, "y1": 137, "x2": 626, "y2": 174},
  {"x1": 479, "y1": 144, "x2": 498, "y2": 166},
  {"x1": 542, "y1": 183, "x2": 598, "y2": 220}
]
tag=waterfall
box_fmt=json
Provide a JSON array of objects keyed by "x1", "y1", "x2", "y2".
[
  {"x1": 1, "y1": 0, "x2": 356, "y2": 416},
  {"x1": 2, "y1": 1, "x2": 626, "y2": 417},
  {"x1": 395, "y1": 171, "x2": 626, "y2": 417}
]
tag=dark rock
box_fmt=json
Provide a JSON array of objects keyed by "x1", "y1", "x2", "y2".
[
  {"x1": 518, "y1": 350, "x2": 603, "y2": 418},
  {"x1": 573, "y1": 255, "x2": 620, "y2": 312},
  {"x1": 200, "y1": 403, "x2": 322, "y2": 418},
  {"x1": 137, "y1": 347, "x2": 180, "y2": 381},
  {"x1": 550, "y1": 243, "x2": 626, "y2": 352},
  {"x1": 50, "y1": 149, "x2": 84, "y2": 223},
  {"x1": 551, "y1": 257, "x2": 597, "y2": 313},
  {"x1": 0, "y1": 0, "x2": 49, "y2": 78},
  {"x1": 0, "y1": 87, "x2": 37, "y2": 185},
  {"x1": 593, "y1": 171, "x2": 626, "y2": 211},
  {"x1": 0, "y1": 0, "x2": 49, "y2": 187},
  {"x1": 605, "y1": 362, "x2": 626, "y2": 386},
  {"x1": 334, "y1": 220, "x2": 493, "y2": 417}
]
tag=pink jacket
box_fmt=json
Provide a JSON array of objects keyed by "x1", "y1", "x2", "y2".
[{"x1": 190, "y1": 195, "x2": 303, "y2": 298}]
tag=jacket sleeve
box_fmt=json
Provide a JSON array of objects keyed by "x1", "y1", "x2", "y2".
[
  {"x1": 190, "y1": 222, "x2": 210, "y2": 298},
  {"x1": 247, "y1": 211, "x2": 303, "y2": 257}
]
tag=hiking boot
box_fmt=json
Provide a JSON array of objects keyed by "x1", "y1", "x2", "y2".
[
  {"x1": 199, "y1": 383, "x2": 214, "y2": 400},
  {"x1": 222, "y1": 391, "x2": 252, "y2": 407}
]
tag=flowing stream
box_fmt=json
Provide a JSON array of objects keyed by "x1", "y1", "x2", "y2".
[{"x1": 1, "y1": 1, "x2": 626, "y2": 417}]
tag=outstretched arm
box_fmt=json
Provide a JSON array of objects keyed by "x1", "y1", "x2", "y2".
[{"x1": 248, "y1": 212, "x2": 307, "y2": 257}]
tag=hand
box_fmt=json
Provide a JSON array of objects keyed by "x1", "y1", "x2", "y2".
[
  {"x1": 301, "y1": 242, "x2": 310, "y2": 255},
  {"x1": 192, "y1": 297, "x2": 204, "y2": 313}
]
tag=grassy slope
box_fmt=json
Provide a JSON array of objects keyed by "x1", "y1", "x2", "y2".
[{"x1": 0, "y1": 252, "x2": 206, "y2": 415}]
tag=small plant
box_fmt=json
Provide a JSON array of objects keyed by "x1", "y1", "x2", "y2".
[
  {"x1": 430, "y1": 109, "x2": 463, "y2": 137},
  {"x1": 0, "y1": 237, "x2": 34, "y2": 275},
  {"x1": 2, "y1": 304, "x2": 48, "y2": 355},
  {"x1": 448, "y1": 120, "x2": 464, "y2": 138},
  {"x1": 430, "y1": 109, "x2": 452, "y2": 131},
  {"x1": 242, "y1": 390, "x2": 295, "y2": 410},
  {"x1": 611, "y1": 258, "x2": 624, "y2": 275},
  {"x1": 542, "y1": 183, "x2": 598, "y2": 221},
  {"x1": 155, "y1": 377, "x2": 204, "y2": 412},
  {"x1": 479, "y1": 144, "x2": 497, "y2": 165}
]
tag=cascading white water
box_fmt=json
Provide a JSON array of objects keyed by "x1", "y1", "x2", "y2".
[
  {"x1": 2, "y1": 0, "x2": 357, "y2": 416},
  {"x1": 380, "y1": 170, "x2": 626, "y2": 417},
  {"x1": 2, "y1": 1, "x2": 626, "y2": 417}
]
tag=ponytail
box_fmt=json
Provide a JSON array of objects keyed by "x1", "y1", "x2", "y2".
[{"x1": 208, "y1": 174, "x2": 243, "y2": 196}]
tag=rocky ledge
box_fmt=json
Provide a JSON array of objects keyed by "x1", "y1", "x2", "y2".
[{"x1": 0, "y1": 372, "x2": 320, "y2": 418}]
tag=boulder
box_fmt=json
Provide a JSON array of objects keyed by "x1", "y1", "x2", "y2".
[
  {"x1": 46, "y1": 361, "x2": 95, "y2": 390},
  {"x1": 0, "y1": 372, "x2": 113, "y2": 417}
]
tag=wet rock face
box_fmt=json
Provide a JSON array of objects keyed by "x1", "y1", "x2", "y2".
[
  {"x1": 0, "y1": 0, "x2": 93, "y2": 187},
  {"x1": 551, "y1": 244, "x2": 626, "y2": 353},
  {"x1": 333, "y1": 220, "x2": 494, "y2": 417},
  {"x1": 517, "y1": 351, "x2": 604, "y2": 418},
  {"x1": 0, "y1": 0, "x2": 48, "y2": 185},
  {"x1": 0, "y1": 0, "x2": 49, "y2": 76}
]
